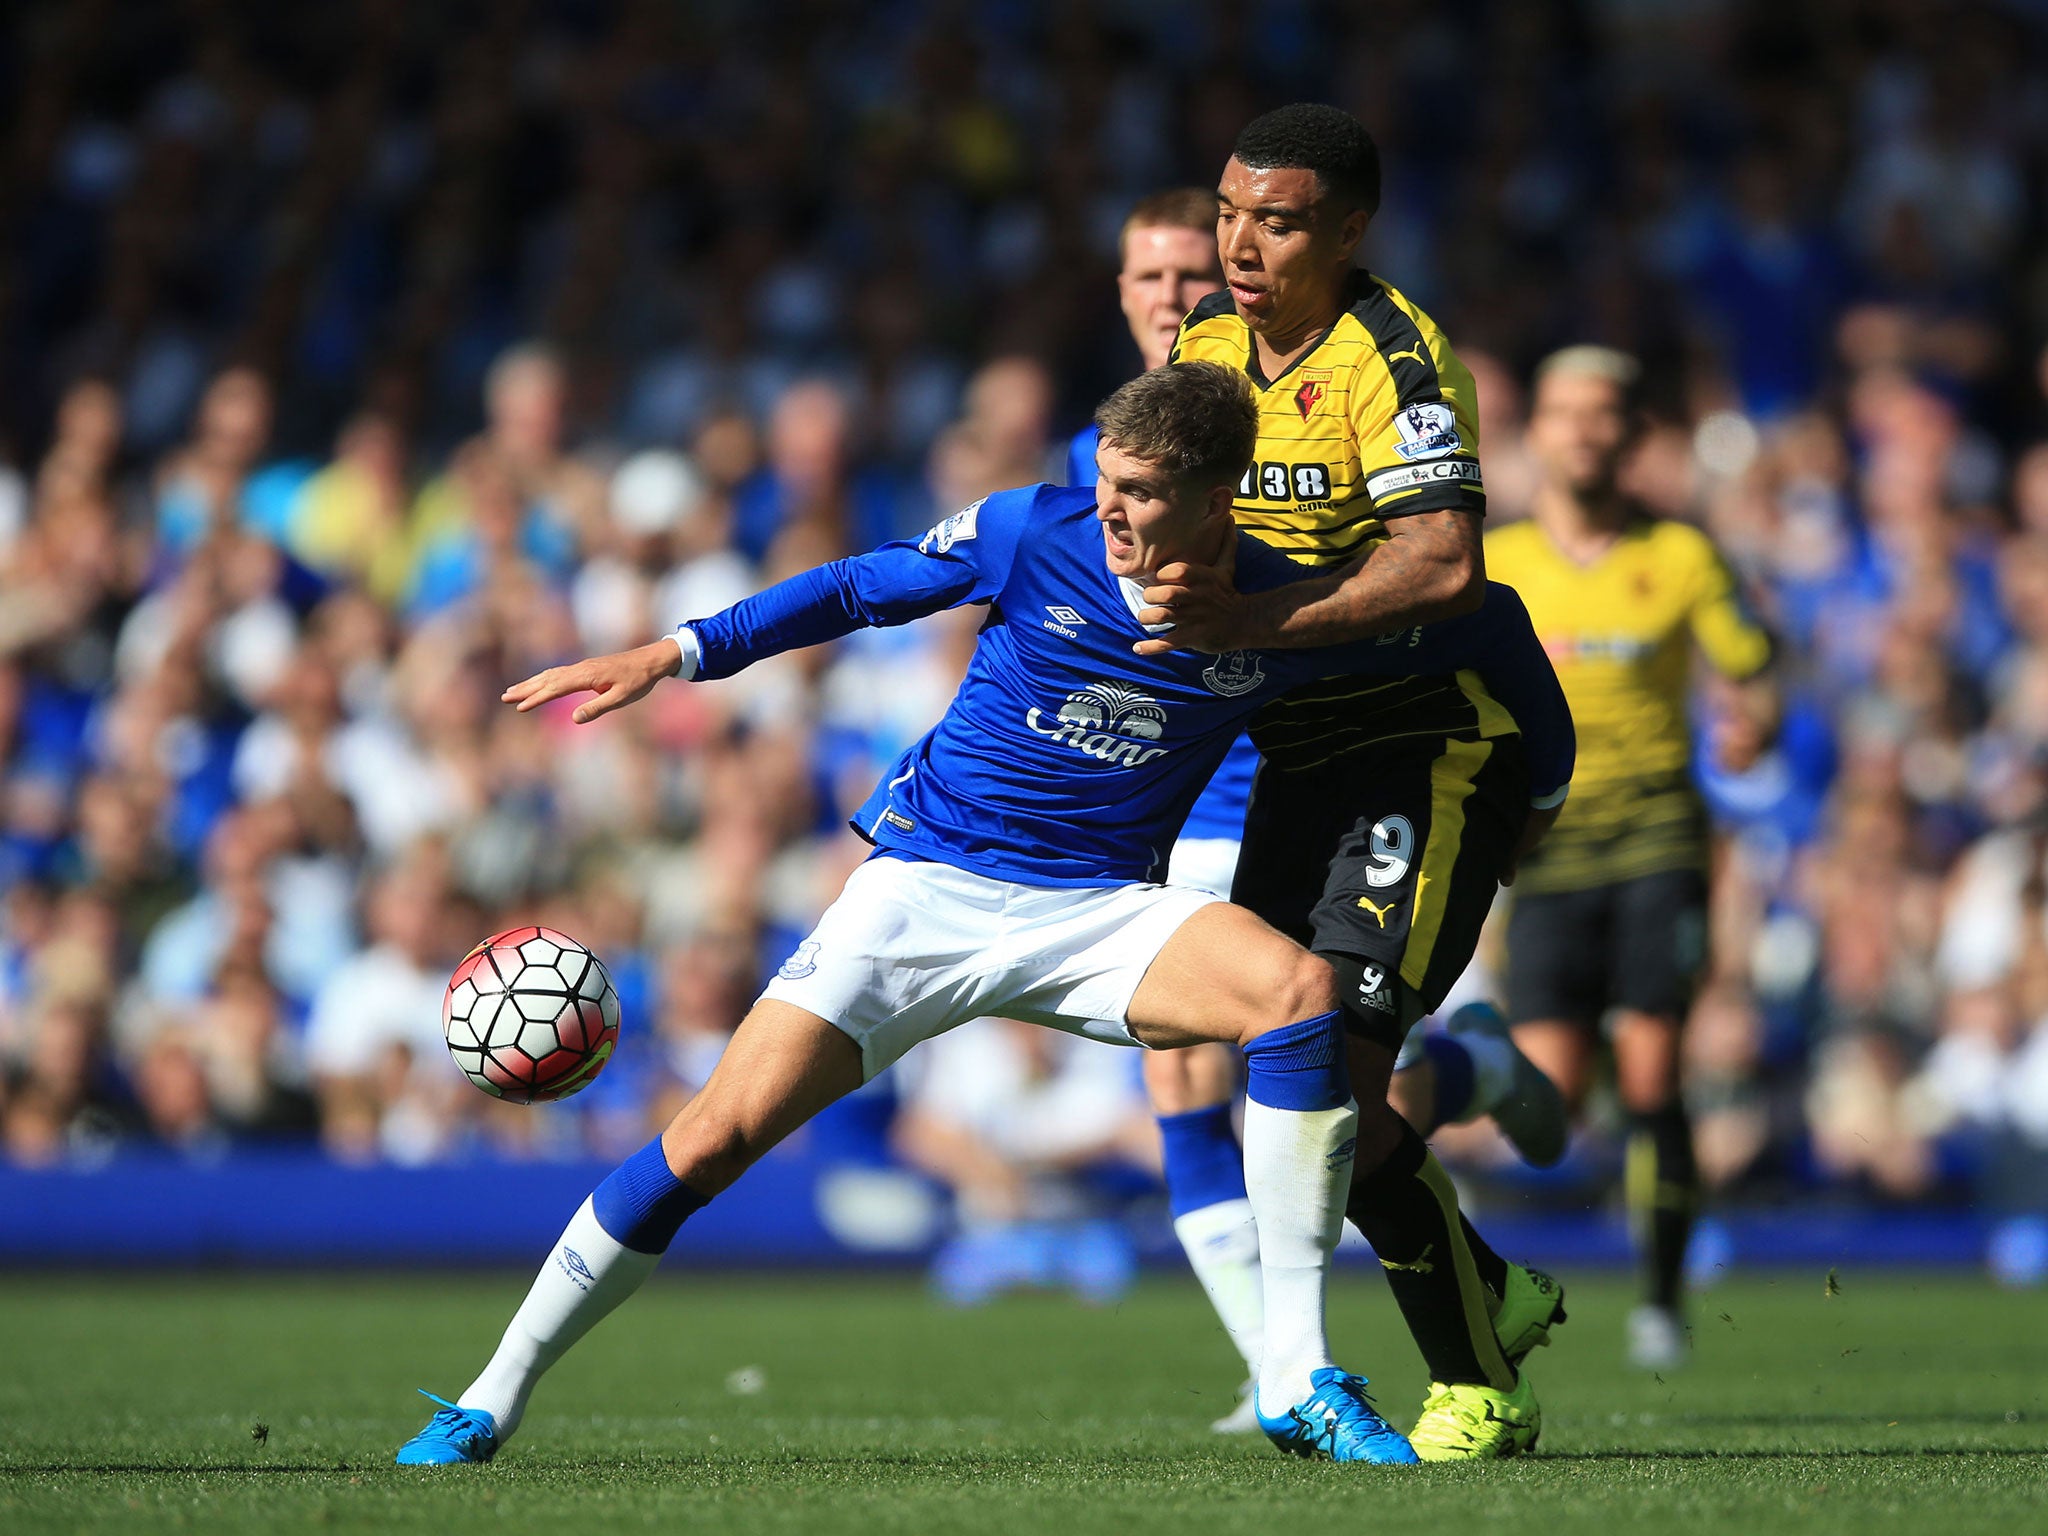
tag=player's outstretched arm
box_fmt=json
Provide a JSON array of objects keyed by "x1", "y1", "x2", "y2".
[
  {"x1": 688, "y1": 496, "x2": 1026, "y2": 679},
  {"x1": 506, "y1": 496, "x2": 1030, "y2": 722},
  {"x1": 1135, "y1": 508, "x2": 1482, "y2": 656},
  {"x1": 502, "y1": 640, "x2": 681, "y2": 724}
]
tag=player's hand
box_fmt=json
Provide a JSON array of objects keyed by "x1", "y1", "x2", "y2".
[
  {"x1": 1711, "y1": 712, "x2": 1766, "y2": 774},
  {"x1": 1133, "y1": 540, "x2": 1243, "y2": 656},
  {"x1": 1500, "y1": 800, "x2": 1563, "y2": 887},
  {"x1": 1706, "y1": 674, "x2": 1778, "y2": 773},
  {"x1": 501, "y1": 639, "x2": 681, "y2": 724}
]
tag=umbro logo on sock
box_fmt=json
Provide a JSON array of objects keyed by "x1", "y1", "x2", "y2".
[{"x1": 554, "y1": 1246, "x2": 596, "y2": 1292}]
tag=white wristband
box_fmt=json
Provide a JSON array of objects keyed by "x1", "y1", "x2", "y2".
[
  {"x1": 1529, "y1": 785, "x2": 1569, "y2": 811},
  {"x1": 667, "y1": 628, "x2": 703, "y2": 681}
]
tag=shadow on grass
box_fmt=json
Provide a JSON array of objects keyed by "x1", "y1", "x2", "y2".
[
  {"x1": 1538, "y1": 1448, "x2": 2044, "y2": 1462},
  {"x1": 0, "y1": 1464, "x2": 368, "y2": 1476},
  {"x1": 7, "y1": 1445, "x2": 2042, "y2": 1476},
  {"x1": 1578, "y1": 1411, "x2": 2035, "y2": 1429}
]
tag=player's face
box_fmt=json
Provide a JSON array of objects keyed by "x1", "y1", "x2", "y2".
[
  {"x1": 1527, "y1": 371, "x2": 1631, "y2": 496},
  {"x1": 1118, "y1": 225, "x2": 1224, "y2": 372},
  {"x1": 1215, "y1": 158, "x2": 1368, "y2": 341},
  {"x1": 1094, "y1": 440, "x2": 1231, "y2": 579}
]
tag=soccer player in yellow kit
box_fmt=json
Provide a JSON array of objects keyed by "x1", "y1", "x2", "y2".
[
  {"x1": 1086, "y1": 188, "x2": 1565, "y2": 1438},
  {"x1": 1487, "y1": 346, "x2": 1775, "y2": 1370},
  {"x1": 1147, "y1": 104, "x2": 1568, "y2": 1459}
]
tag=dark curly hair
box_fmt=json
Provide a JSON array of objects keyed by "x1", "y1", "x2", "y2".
[
  {"x1": 1231, "y1": 103, "x2": 1381, "y2": 218},
  {"x1": 1093, "y1": 361, "x2": 1258, "y2": 490}
]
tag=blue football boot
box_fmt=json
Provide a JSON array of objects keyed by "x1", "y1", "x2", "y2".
[
  {"x1": 394, "y1": 1390, "x2": 500, "y2": 1465},
  {"x1": 1257, "y1": 1368, "x2": 1420, "y2": 1464}
]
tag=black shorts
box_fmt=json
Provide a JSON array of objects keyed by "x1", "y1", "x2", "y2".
[
  {"x1": 1504, "y1": 867, "x2": 1708, "y2": 1026},
  {"x1": 1231, "y1": 732, "x2": 1529, "y2": 1022}
]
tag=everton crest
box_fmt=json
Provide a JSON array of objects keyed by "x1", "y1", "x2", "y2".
[{"x1": 1201, "y1": 651, "x2": 1266, "y2": 697}]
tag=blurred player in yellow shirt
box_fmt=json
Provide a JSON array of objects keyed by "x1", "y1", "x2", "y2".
[{"x1": 1486, "y1": 346, "x2": 1775, "y2": 1370}]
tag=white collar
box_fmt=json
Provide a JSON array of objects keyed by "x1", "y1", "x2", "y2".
[{"x1": 1117, "y1": 575, "x2": 1173, "y2": 635}]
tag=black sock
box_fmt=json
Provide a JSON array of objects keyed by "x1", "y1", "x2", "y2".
[
  {"x1": 1627, "y1": 1103, "x2": 1698, "y2": 1312},
  {"x1": 1346, "y1": 1120, "x2": 1514, "y2": 1389},
  {"x1": 1460, "y1": 1212, "x2": 1509, "y2": 1304}
]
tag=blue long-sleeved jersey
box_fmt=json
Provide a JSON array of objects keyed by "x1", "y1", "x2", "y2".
[{"x1": 681, "y1": 483, "x2": 1572, "y2": 888}]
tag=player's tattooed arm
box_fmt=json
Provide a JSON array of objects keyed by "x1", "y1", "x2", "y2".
[{"x1": 1134, "y1": 508, "x2": 1483, "y2": 655}]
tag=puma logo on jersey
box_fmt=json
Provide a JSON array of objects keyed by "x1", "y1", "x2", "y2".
[
  {"x1": 1387, "y1": 344, "x2": 1428, "y2": 367},
  {"x1": 1380, "y1": 1243, "x2": 1435, "y2": 1274},
  {"x1": 1357, "y1": 895, "x2": 1398, "y2": 928}
]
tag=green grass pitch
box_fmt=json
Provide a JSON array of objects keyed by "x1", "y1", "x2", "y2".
[{"x1": 2, "y1": 1269, "x2": 2042, "y2": 1534}]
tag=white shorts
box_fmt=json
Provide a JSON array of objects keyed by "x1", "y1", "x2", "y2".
[
  {"x1": 1165, "y1": 836, "x2": 1241, "y2": 901},
  {"x1": 762, "y1": 856, "x2": 1222, "y2": 1078}
]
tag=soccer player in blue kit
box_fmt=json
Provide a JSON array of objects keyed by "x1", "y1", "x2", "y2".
[
  {"x1": 1082, "y1": 189, "x2": 1565, "y2": 1434},
  {"x1": 394, "y1": 362, "x2": 1573, "y2": 1468}
]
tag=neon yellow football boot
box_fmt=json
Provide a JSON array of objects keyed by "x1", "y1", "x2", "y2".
[
  {"x1": 1407, "y1": 1370, "x2": 1542, "y2": 1461},
  {"x1": 1493, "y1": 1263, "x2": 1567, "y2": 1364}
]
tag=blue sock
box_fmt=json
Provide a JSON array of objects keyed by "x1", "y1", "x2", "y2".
[
  {"x1": 1420, "y1": 1033, "x2": 1476, "y2": 1134},
  {"x1": 1156, "y1": 1104, "x2": 1248, "y2": 1219},
  {"x1": 590, "y1": 1136, "x2": 710, "y2": 1255},
  {"x1": 1241, "y1": 1010, "x2": 1350, "y2": 1112}
]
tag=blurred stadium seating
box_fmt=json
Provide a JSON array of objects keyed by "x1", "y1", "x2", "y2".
[{"x1": 2, "y1": 0, "x2": 2046, "y2": 1273}]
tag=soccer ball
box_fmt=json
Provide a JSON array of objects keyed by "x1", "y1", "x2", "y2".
[{"x1": 442, "y1": 926, "x2": 621, "y2": 1103}]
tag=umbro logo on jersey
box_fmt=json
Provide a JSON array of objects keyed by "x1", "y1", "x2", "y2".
[
  {"x1": 1025, "y1": 681, "x2": 1170, "y2": 767},
  {"x1": 1043, "y1": 605, "x2": 1087, "y2": 638}
]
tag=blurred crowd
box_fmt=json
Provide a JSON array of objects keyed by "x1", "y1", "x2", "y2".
[{"x1": 2, "y1": 0, "x2": 2047, "y2": 1237}]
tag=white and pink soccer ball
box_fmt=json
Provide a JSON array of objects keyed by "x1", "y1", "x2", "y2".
[{"x1": 442, "y1": 926, "x2": 621, "y2": 1104}]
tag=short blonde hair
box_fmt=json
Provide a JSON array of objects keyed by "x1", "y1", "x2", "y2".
[{"x1": 1534, "y1": 344, "x2": 1641, "y2": 402}]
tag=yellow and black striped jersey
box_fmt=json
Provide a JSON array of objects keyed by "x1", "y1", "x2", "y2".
[
  {"x1": 1486, "y1": 513, "x2": 1773, "y2": 891},
  {"x1": 1170, "y1": 270, "x2": 1504, "y2": 771}
]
